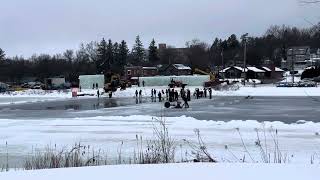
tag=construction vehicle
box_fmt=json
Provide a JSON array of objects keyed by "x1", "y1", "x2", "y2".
[
  {"x1": 194, "y1": 68, "x2": 221, "y2": 87},
  {"x1": 104, "y1": 74, "x2": 120, "y2": 92}
]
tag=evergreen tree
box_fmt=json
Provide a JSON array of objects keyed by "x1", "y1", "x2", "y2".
[
  {"x1": 106, "y1": 39, "x2": 114, "y2": 71},
  {"x1": 113, "y1": 42, "x2": 120, "y2": 72},
  {"x1": 132, "y1": 35, "x2": 145, "y2": 64},
  {"x1": 118, "y1": 40, "x2": 129, "y2": 71},
  {"x1": 148, "y1": 38, "x2": 159, "y2": 64},
  {"x1": 0, "y1": 48, "x2": 5, "y2": 61},
  {"x1": 113, "y1": 42, "x2": 119, "y2": 62},
  {"x1": 96, "y1": 38, "x2": 107, "y2": 74}
]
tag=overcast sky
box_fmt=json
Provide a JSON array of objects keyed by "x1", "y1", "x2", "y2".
[{"x1": 0, "y1": 0, "x2": 319, "y2": 57}]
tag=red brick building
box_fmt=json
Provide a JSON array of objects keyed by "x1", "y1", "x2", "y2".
[{"x1": 125, "y1": 66, "x2": 158, "y2": 80}]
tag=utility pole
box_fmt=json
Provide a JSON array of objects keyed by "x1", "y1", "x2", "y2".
[
  {"x1": 291, "y1": 48, "x2": 294, "y2": 84},
  {"x1": 221, "y1": 48, "x2": 224, "y2": 80},
  {"x1": 241, "y1": 33, "x2": 248, "y2": 86},
  {"x1": 221, "y1": 48, "x2": 224, "y2": 69}
]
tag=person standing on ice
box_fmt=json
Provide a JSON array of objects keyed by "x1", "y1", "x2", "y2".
[
  {"x1": 97, "y1": 89, "x2": 100, "y2": 98},
  {"x1": 153, "y1": 89, "x2": 157, "y2": 101},
  {"x1": 204, "y1": 88, "x2": 207, "y2": 98},
  {"x1": 182, "y1": 95, "x2": 189, "y2": 108},
  {"x1": 165, "y1": 89, "x2": 168, "y2": 100},
  {"x1": 142, "y1": 80, "x2": 145, "y2": 87},
  {"x1": 139, "y1": 90, "x2": 142, "y2": 98},
  {"x1": 196, "y1": 88, "x2": 200, "y2": 99},
  {"x1": 174, "y1": 90, "x2": 179, "y2": 101},
  {"x1": 209, "y1": 88, "x2": 212, "y2": 99},
  {"x1": 158, "y1": 92, "x2": 162, "y2": 102},
  {"x1": 187, "y1": 89, "x2": 191, "y2": 101},
  {"x1": 135, "y1": 90, "x2": 138, "y2": 98}
]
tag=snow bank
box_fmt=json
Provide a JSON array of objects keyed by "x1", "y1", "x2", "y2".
[
  {"x1": 0, "y1": 163, "x2": 318, "y2": 180},
  {"x1": 1, "y1": 115, "x2": 320, "y2": 164},
  {"x1": 1, "y1": 84, "x2": 320, "y2": 105},
  {"x1": 0, "y1": 89, "x2": 71, "y2": 97}
]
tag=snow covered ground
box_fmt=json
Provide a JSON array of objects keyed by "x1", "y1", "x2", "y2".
[
  {"x1": 1, "y1": 85, "x2": 320, "y2": 178},
  {"x1": 0, "y1": 89, "x2": 72, "y2": 105},
  {"x1": 113, "y1": 85, "x2": 320, "y2": 97},
  {"x1": 0, "y1": 163, "x2": 319, "y2": 180},
  {"x1": 1, "y1": 114, "x2": 320, "y2": 165},
  {"x1": 1, "y1": 83, "x2": 320, "y2": 106},
  {"x1": 0, "y1": 89, "x2": 103, "y2": 105}
]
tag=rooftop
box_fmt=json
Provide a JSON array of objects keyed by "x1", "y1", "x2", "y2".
[{"x1": 172, "y1": 64, "x2": 191, "y2": 70}]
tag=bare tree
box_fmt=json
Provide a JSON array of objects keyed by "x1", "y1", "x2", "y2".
[{"x1": 63, "y1": 49, "x2": 74, "y2": 61}]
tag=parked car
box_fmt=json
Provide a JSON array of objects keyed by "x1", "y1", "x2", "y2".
[{"x1": 0, "y1": 82, "x2": 9, "y2": 92}]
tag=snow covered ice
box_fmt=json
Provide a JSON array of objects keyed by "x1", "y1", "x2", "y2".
[
  {"x1": 1, "y1": 84, "x2": 320, "y2": 179},
  {"x1": 0, "y1": 163, "x2": 319, "y2": 180}
]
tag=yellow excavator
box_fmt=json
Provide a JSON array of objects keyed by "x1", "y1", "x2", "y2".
[
  {"x1": 104, "y1": 74, "x2": 120, "y2": 92},
  {"x1": 194, "y1": 68, "x2": 220, "y2": 87}
]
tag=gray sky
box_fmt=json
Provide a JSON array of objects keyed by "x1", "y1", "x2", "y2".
[{"x1": 0, "y1": 0, "x2": 319, "y2": 57}]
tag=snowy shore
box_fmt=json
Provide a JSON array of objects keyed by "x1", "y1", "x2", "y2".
[
  {"x1": 0, "y1": 163, "x2": 318, "y2": 180},
  {"x1": 1, "y1": 115, "x2": 320, "y2": 164},
  {"x1": 1, "y1": 84, "x2": 320, "y2": 106}
]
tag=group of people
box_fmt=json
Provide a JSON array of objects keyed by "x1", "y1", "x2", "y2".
[
  {"x1": 194, "y1": 88, "x2": 213, "y2": 99},
  {"x1": 149, "y1": 88, "x2": 191, "y2": 108},
  {"x1": 133, "y1": 86, "x2": 215, "y2": 108},
  {"x1": 151, "y1": 89, "x2": 164, "y2": 102}
]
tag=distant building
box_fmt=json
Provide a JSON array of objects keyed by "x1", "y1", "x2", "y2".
[
  {"x1": 260, "y1": 67, "x2": 272, "y2": 78},
  {"x1": 221, "y1": 66, "x2": 284, "y2": 80},
  {"x1": 281, "y1": 46, "x2": 311, "y2": 70},
  {"x1": 220, "y1": 66, "x2": 243, "y2": 79},
  {"x1": 125, "y1": 66, "x2": 158, "y2": 80},
  {"x1": 310, "y1": 48, "x2": 320, "y2": 66},
  {"x1": 272, "y1": 67, "x2": 285, "y2": 79},
  {"x1": 244, "y1": 67, "x2": 266, "y2": 79},
  {"x1": 0, "y1": 82, "x2": 9, "y2": 92},
  {"x1": 160, "y1": 64, "x2": 192, "y2": 76},
  {"x1": 158, "y1": 43, "x2": 167, "y2": 51},
  {"x1": 158, "y1": 43, "x2": 189, "y2": 64}
]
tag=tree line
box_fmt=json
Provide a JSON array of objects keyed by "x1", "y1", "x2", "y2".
[{"x1": 0, "y1": 22, "x2": 320, "y2": 84}]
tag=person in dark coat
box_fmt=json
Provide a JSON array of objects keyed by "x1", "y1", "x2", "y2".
[
  {"x1": 204, "y1": 88, "x2": 207, "y2": 98},
  {"x1": 169, "y1": 89, "x2": 173, "y2": 102},
  {"x1": 209, "y1": 88, "x2": 212, "y2": 99},
  {"x1": 151, "y1": 89, "x2": 154, "y2": 101},
  {"x1": 153, "y1": 89, "x2": 157, "y2": 97},
  {"x1": 165, "y1": 89, "x2": 169, "y2": 100},
  {"x1": 158, "y1": 92, "x2": 162, "y2": 102},
  {"x1": 187, "y1": 89, "x2": 191, "y2": 101},
  {"x1": 142, "y1": 80, "x2": 145, "y2": 87},
  {"x1": 180, "y1": 89, "x2": 185, "y2": 99},
  {"x1": 135, "y1": 90, "x2": 138, "y2": 98},
  {"x1": 196, "y1": 88, "x2": 200, "y2": 99},
  {"x1": 174, "y1": 91, "x2": 179, "y2": 101},
  {"x1": 182, "y1": 95, "x2": 189, "y2": 108},
  {"x1": 97, "y1": 89, "x2": 100, "y2": 98},
  {"x1": 139, "y1": 90, "x2": 142, "y2": 98}
]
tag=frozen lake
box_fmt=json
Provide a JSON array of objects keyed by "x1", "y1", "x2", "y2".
[
  {"x1": 1, "y1": 96, "x2": 320, "y2": 122},
  {"x1": 0, "y1": 95, "x2": 320, "y2": 167}
]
